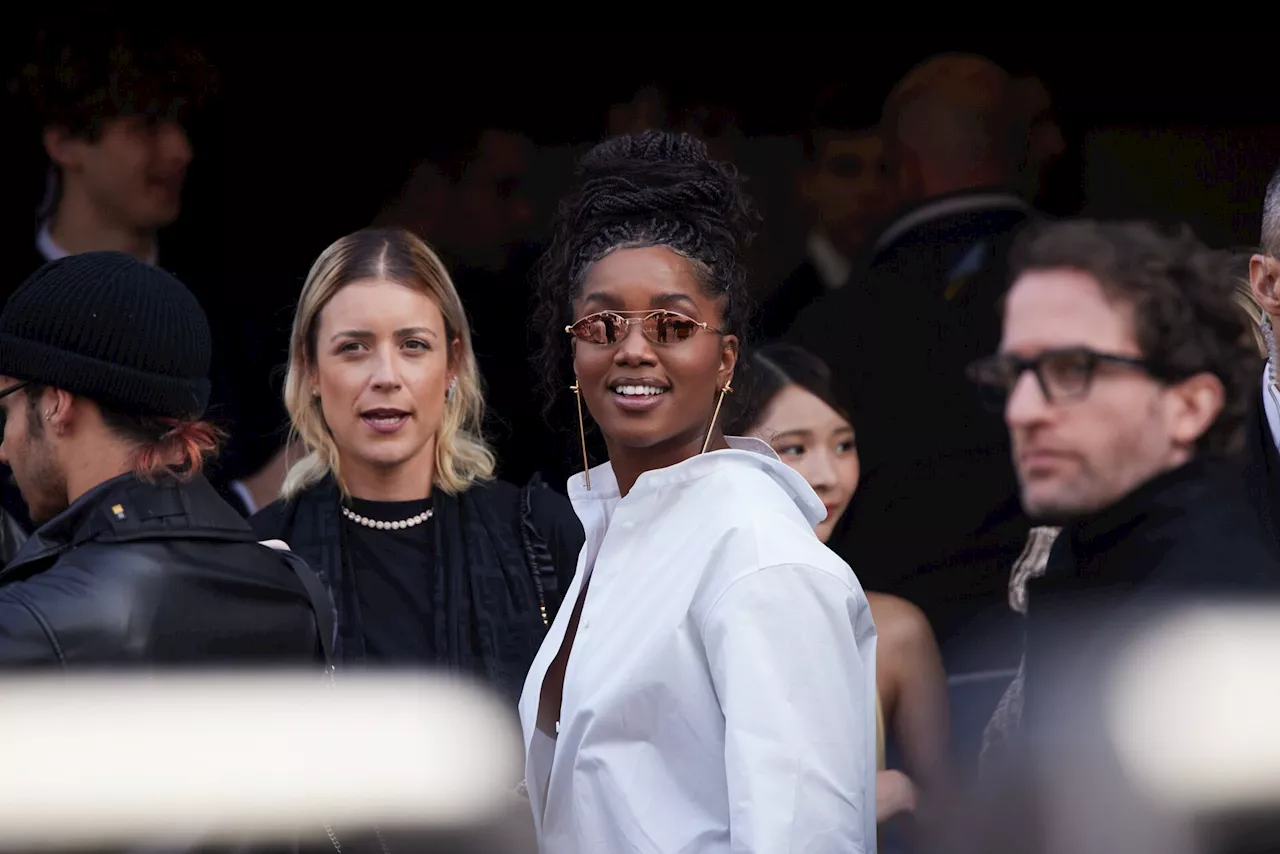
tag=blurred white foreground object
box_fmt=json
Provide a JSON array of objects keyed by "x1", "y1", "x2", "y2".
[
  {"x1": 0, "y1": 670, "x2": 522, "y2": 849},
  {"x1": 1107, "y1": 603, "x2": 1280, "y2": 812}
]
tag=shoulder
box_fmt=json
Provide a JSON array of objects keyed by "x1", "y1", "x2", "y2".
[
  {"x1": 0, "y1": 546, "x2": 163, "y2": 645},
  {"x1": 467, "y1": 477, "x2": 579, "y2": 530},
  {"x1": 697, "y1": 465, "x2": 846, "y2": 572},
  {"x1": 866, "y1": 591, "x2": 936, "y2": 652}
]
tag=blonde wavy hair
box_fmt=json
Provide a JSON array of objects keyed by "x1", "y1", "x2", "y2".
[{"x1": 280, "y1": 227, "x2": 495, "y2": 499}]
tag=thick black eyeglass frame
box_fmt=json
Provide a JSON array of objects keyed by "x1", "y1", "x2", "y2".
[
  {"x1": 0, "y1": 381, "x2": 31, "y2": 439},
  {"x1": 965, "y1": 347, "x2": 1161, "y2": 411}
]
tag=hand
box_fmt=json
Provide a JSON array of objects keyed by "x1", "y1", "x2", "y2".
[{"x1": 876, "y1": 769, "x2": 917, "y2": 823}]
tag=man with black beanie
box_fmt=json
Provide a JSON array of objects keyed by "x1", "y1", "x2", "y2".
[{"x1": 0, "y1": 251, "x2": 332, "y2": 668}]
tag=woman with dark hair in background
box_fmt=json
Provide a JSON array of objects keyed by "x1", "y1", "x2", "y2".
[
  {"x1": 518, "y1": 131, "x2": 877, "y2": 853},
  {"x1": 727, "y1": 342, "x2": 954, "y2": 833}
]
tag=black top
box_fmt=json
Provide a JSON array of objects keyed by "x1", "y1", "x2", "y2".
[
  {"x1": 1023, "y1": 458, "x2": 1280, "y2": 736},
  {"x1": 343, "y1": 496, "x2": 436, "y2": 664},
  {"x1": 251, "y1": 474, "x2": 585, "y2": 705},
  {"x1": 1239, "y1": 378, "x2": 1280, "y2": 549}
]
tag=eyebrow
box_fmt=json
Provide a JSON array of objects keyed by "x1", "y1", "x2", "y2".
[
  {"x1": 768, "y1": 428, "x2": 812, "y2": 443},
  {"x1": 650, "y1": 292, "x2": 697, "y2": 310},
  {"x1": 330, "y1": 326, "x2": 438, "y2": 342},
  {"x1": 579, "y1": 292, "x2": 699, "y2": 310},
  {"x1": 770, "y1": 424, "x2": 854, "y2": 443}
]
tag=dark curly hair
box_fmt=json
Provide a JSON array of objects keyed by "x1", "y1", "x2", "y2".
[
  {"x1": 531, "y1": 130, "x2": 759, "y2": 418},
  {"x1": 12, "y1": 30, "x2": 218, "y2": 140},
  {"x1": 1009, "y1": 219, "x2": 1262, "y2": 457}
]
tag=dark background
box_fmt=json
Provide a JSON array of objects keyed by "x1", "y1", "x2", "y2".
[{"x1": 4, "y1": 29, "x2": 1277, "y2": 286}]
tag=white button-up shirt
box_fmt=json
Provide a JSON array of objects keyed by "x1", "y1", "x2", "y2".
[{"x1": 518, "y1": 437, "x2": 878, "y2": 853}]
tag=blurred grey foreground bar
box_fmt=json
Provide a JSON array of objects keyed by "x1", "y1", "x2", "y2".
[
  {"x1": 1108, "y1": 604, "x2": 1280, "y2": 812},
  {"x1": 0, "y1": 671, "x2": 524, "y2": 850}
]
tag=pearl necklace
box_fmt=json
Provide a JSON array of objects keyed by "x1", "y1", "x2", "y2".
[{"x1": 341, "y1": 505, "x2": 433, "y2": 530}]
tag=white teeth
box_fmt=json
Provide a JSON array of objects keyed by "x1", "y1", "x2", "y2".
[{"x1": 613, "y1": 385, "x2": 666, "y2": 396}]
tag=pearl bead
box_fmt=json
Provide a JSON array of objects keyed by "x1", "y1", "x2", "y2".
[{"x1": 341, "y1": 506, "x2": 434, "y2": 530}]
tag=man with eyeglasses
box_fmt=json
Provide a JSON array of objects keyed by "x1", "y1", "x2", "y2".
[{"x1": 968, "y1": 219, "x2": 1280, "y2": 741}]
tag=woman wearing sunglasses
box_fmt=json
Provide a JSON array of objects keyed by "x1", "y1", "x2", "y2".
[{"x1": 519, "y1": 131, "x2": 877, "y2": 853}]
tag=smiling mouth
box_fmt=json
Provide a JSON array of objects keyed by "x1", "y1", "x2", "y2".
[{"x1": 611, "y1": 384, "x2": 668, "y2": 397}]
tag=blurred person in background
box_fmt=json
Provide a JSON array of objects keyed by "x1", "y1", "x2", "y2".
[
  {"x1": 0, "y1": 251, "x2": 327, "y2": 668},
  {"x1": 1242, "y1": 168, "x2": 1280, "y2": 546},
  {"x1": 9, "y1": 26, "x2": 291, "y2": 525},
  {"x1": 757, "y1": 84, "x2": 900, "y2": 341},
  {"x1": 788, "y1": 53, "x2": 1038, "y2": 676},
  {"x1": 967, "y1": 219, "x2": 1280, "y2": 741},
  {"x1": 728, "y1": 342, "x2": 953, "y2": 841}
]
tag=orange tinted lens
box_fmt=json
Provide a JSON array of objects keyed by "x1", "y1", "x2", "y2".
[
  {"x1": 571, "y1": 315, "x2": 616, "y2": 344},
  {"x1": 644, "y1": 312, "x2": 700, "y2": 344}
]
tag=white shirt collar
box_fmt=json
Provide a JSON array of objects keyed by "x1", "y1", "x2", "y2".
[
  {"x1": 36, "y1": 221, "x2": 159, "y2": 266},
  {"x1": 805, "y1": 230, "x2": 851, "y2": 290},
  {"x1": 567, "y1": 435, "x2": 828, "y2": 529},
  {"x1": 1262, "y1": 362, "x2": 1280, "y2": 454},
  {"x1": 35, "y1": 222, "x2": 71, "y2": 263}
]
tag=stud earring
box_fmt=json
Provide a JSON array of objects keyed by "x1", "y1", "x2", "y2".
[
  {"x1": 570, "y1": 381, "x2": 591, "y2": 490},
  {"x1": 700, "y1": 381, "x2": 733, "y2": 454}
]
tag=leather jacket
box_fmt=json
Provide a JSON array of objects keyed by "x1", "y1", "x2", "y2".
[
  {"x1": 0, "y1": 505, "x2": 28, "y2": 566},
  {"x1": 0, "y1": 471, "x2": 330, "y2": 667}
]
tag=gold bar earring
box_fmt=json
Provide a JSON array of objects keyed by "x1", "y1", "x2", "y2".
[
  {"x1": 571, "y1": 381, "x2": 591, "y2": 489},
  {"x1": 701, "y1": 381, "x2": 733, "y2": 454}
]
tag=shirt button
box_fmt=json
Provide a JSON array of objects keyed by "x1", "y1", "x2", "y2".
[{"x1": 621, "y1": 521, "x2": 635, "y2": 531}]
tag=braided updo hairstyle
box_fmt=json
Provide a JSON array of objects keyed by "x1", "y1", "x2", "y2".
[{"x1": 532, "y1": 130, "x2": 759, "y2": 417}]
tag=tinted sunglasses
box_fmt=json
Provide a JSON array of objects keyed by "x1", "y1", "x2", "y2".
[{"x1": 565, "y1": 310, "x2": 722, "y2": 346}]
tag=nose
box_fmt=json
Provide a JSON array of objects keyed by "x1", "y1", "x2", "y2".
[
  {"x1": 612, "y1": 321, "x2": 657, "y2": 366},
  {"x1": 157, "y1": 122, "x2": 193, "y2": 168},
  {"x1": 369, "y1": 347, "x2": 402, "y2": 390},
  {"x1": 1004, "y1": 369, "x2": 1051, "y2": 431},
  {"x1": 806, "y1": 448, "x2": 838, "y2": 492}
]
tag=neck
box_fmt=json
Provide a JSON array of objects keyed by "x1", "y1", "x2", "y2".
[
  {"x1": 48, "y1": 187, "x2": 157, "y2": 262},
  {"x1": 607, "y1": 427, "x2": 729, "y2": 498},
  {"x1": 238, "y1": 442, "x2": 298, "y2": 512},
  {"x1": 63, "y1": 438, "x2": 136, "y2": 507},
  {"x1": 341, "y1": 441, "x2": 437, "y2": 502}
]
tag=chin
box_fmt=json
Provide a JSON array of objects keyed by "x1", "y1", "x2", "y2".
[
  {"x1": 815, "y1": 522, "x2": 835, "y2": 544},
  {"x1": 1021, "y1": 486, "x2": 1090, "y2": 524},
  {"x1": 599, "y1": 416, "x2": 698, "y2": 453}
]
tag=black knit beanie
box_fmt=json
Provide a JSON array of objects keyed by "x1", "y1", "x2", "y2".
[{"x1": 0, "y1": 252, "x2": 211, "y2": 419}]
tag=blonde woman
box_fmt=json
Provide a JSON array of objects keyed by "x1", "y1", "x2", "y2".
[{"x1": 252, "y1": 228, "x2": 584, "y2": 702}]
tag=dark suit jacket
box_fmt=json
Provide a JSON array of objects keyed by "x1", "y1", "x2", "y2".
[
  {"x1": 1240, "y1": 380, "x2": 1280, "y2": 547},
  {"x1": 786, "y1": 189, "x2": 1039, "y2": 656},
  {"x1": 755, "y1": 259, "x2": 825, "y2": 342}
]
